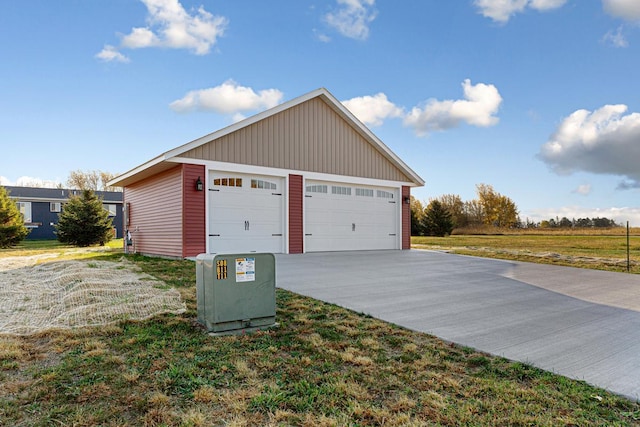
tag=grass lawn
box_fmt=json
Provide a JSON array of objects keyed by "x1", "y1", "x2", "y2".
[
  {"x1": 1, "y1": 240, "x2": 639, "y2": 426},
  {"x1": 412, "y1": 230, "x2": 640, "y2": 274}
]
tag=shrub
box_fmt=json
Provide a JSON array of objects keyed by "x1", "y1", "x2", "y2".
[
  {"x1": 55, "y1": 189, "x2": 113, "y2": 247},
  {"x1": 422, "y1": 200, "x2": 454, "y2": 237},
  {"x1": 0, "y1": 186, "x2": 29, "y2": 248}
]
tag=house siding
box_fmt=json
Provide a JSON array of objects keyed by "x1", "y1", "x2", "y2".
[
  {"x1": 288, "y1": 174, "x2": 303, "y2": 254},
  {"x1": 182, "y1": 164, "x2": 206, "y2": 257},
  {"x1": 181, "y1": 97, "x2": 411, "y2": 183},
  {"x1": 125, "y1": 166, "x2": 183, "y2": 258},
  {"x1": 402, "y1": 186, "x2": 411, "y2": 250}
]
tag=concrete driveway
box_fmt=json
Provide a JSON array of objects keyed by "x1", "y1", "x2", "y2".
[{"x1": 275, "y1": 250, "x2": 640, "y2": 401}]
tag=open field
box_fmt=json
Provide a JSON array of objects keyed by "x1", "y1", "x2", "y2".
[
  {"x1": 413, "y1": 230, "x2": 640, "y2": 274},
  {"x1": 1, "y1": 242, "x2": 639, "y2": 426}
]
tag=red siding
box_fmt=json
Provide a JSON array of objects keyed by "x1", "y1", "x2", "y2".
[
  {"x1": 288, "y1": 174, "x2": 303, "y2": 254},
  {"x1": 182, "y1": 164, "x2": 206, "y2": 257},
  {"x1": 402, "y1": 186, "x2": 411, "y2": 250},
  {"x1": 125, "y1": 166, "x2": 183, "y2": 258}
]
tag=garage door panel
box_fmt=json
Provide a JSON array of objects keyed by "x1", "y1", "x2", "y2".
[
  {"x1": 209, "y1": 173, "x2": 284, "y2": 254},
  {"x1": 305, "y1": 181, "x2": 399, "y2": 252}
]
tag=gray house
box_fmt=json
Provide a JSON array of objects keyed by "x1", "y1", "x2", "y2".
[{"x1": 5, "y1": 186, "x2": 124, "y2": 240}]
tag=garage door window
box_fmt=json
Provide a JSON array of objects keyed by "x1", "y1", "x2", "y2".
[
  {"x1": 214, "y1": 178, "x2": 243, "y2": 187},
  {"x1": 355, "y1": 188, "x2": 374, "y2": 197},
  {"x1": 377, "y1": 190, "x2": 394, "y2": 199},
  {"x1": 331, "y1": 186, "x2": 351, "y2": 196},
  {"x1": 306, "y1": 184, "x2": 327, "y2": 193},
  {"x1": 251, "y1": 179, "x2": 277, "y2": 190}
]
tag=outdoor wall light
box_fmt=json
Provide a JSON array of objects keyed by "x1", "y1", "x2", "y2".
[
  {"x1": 403, "y1": 196, "x2": 410, "y2": 204},
  {"x1": 195, "y1": 176, "x2": 204, "y2": 191}
]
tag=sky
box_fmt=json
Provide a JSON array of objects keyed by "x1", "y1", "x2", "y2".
[{"x1": 1, "y1": 0, "x2": 640, "y2": 225}]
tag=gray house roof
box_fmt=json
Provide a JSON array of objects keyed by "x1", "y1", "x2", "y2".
[{"x1": 4, "y1": 186, "x2": 123, "y2": 203}]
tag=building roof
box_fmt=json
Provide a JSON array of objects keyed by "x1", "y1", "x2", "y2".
[
  {"x1": 4, "y1": 186, "x2": 123, "y2": 203},
  {"x1": 108, "y1": 88, "x2": 425, "y2": 188}
]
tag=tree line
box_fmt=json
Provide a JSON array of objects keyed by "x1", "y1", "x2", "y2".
[
  {"x1": 526, "y1": 217, "x2": 621, "y2": 229},
  {"x1": 412, "y1": 183, "x2": 622, "y2": 237},
  {"x1": 12, "y1": 170, "x2": 121, "y2": 192},
  {"x1": 412, "y1": 184, "x2": 519, "y2": 237},
  {"x1": 66, "y1": 170, "x2": 121, "y2": 192}
]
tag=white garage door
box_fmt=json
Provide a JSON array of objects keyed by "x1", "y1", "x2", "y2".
[
  {"x1": 305, "y1": 180, "x2": 399, "y2": 252},
  {"x1": 208, "y1": 173, "x2": 284, "y2": 254}
]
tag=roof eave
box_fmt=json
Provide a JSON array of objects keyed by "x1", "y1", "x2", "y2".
[{"x1": 106, "y1": 154, "x2": 173, "y2": 187}]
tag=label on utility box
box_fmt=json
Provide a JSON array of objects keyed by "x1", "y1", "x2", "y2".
[{"x1": 235, "y1": 257, "x2": 255, "y2": 282}]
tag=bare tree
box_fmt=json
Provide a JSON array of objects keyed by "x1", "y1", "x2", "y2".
[
  {"x1": 100, "y1": 171, "x2": 120, "y2": 192},
  {"x1": 437, "y1": 194, "x2": 467, "y2": 228},
  {"x1": 463, "y1": 199, "x2": 484, "y2": 226},
  {"x1": 67, "y1": 170, "x2": 121, "y2": 192}
]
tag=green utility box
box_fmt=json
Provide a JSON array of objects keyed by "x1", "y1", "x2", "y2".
[{"x1": 196, "y1": 253, "x2": 276, "y2": 334}]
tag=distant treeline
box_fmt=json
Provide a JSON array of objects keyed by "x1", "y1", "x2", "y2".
[{"x1": 524, "y1": 217, "x2": 621, "y2": 229}]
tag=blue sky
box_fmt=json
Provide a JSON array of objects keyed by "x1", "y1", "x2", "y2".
[{"x1": 2, "y1": 0, "x2": 640, "y2": 224}]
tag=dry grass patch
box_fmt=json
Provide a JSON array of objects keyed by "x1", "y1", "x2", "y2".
[
  {"x1": 333, "y1": 378, "x2": 369, "y2": 400},
  {"x1": 359, "y1": 336, "x2": 380, "y2": 350},
  {"x1": 339, "y1": 348, "x2": 374, "y2": 366},
  {"x1": 181, "y1": 408, "x2": 208, "y2": 427},
  {"x1": 148, "y1": 391, "x2": 171, "y2": 407},
  {"x1": 0, "y1": 337, "x2": 26, "y2": 362},
  {"x1": 122, "y1": 368, "x2": 140, "y2": 383},
  {"x1": 192, "y1": 385, "x2": 216, "y2": 403}
]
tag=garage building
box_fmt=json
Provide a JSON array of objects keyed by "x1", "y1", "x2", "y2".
[{"x1": 108, "y1": 88, "x2": 424, "y2": 258}]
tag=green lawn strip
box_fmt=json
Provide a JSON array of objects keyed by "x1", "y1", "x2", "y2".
[
  {"x1": 412, "y1": 234, "x2": 640, "y2": 273},
  {"x1": 0, "y1": 239, "x2": 124, "y2": 261},
  {"x1": 0, "y1": 244, "x2": 639, "y2": 425}
]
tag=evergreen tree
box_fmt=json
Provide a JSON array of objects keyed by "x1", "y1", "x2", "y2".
[
  {"x1": 55, "y1": 190, "x2": 113, "y2": 247},
  {"x1": 410, "y1": 196, "x2": 425, "y2": 236},
  {"x1": 0, "y1": 186, "x2": 29, "y2": 248},
  {"x1": 422, "y1": 200, "x2": 454, "y2": 237}
]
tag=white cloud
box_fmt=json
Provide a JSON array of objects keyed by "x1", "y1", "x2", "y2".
[
  {"x1": 573, "y1": 184, "x2": 592, "y2": 195},
  {"x1": 1, "y1": 176, "x2": 61, "y2": 188},
  {"x1": 539, "y1": 104, "x2": 640, "y2": 188},
  {"x1": 121, "y1": 27, "x2": 160, "y2": 49},
  {"x1": 97, "y1": 0, "x2": 227, "y2": 61},
  {"x1": 18, "y1": 177, "x2": 60, "y2": 188},
  {"x1": 529, "y1": 0, "x2": 568, "y2": 11},
  {"x1": 527, "y1": 206, "x2": 640, "y2": 226},
  {"x1": 603, "y1": 0, "x2": 640, "y2": 21},
  {"x1": 231, "y1": 113, "x2": 247, "y2": 123},
  {"x1": 170, "y1": 80, "x2": 284, "y2": 116},
  {"x1": 474, "y1": 0, "x2": 567, "y2": 23},
  {"x1": 325, "y1": 0, "x2": 377, "y2": 40},
  {"x1": 603, "y1": 26, "x2": 629, "y2": 47},
  {"x1": 313, "y1": 29, "x2": 332, "y2": 43},
  {"x1": 403, "y1": 79, "x2": 503, "y2": 136},
  {"x1": 342, "y1": 93, "x2": 403, "y2": 127},
  {"x1": 95, "y1": 45, "x2": 131, "y2": 63},
  {"x1": 474, "y1": 0, "x2": 528, "y2": 23}
]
